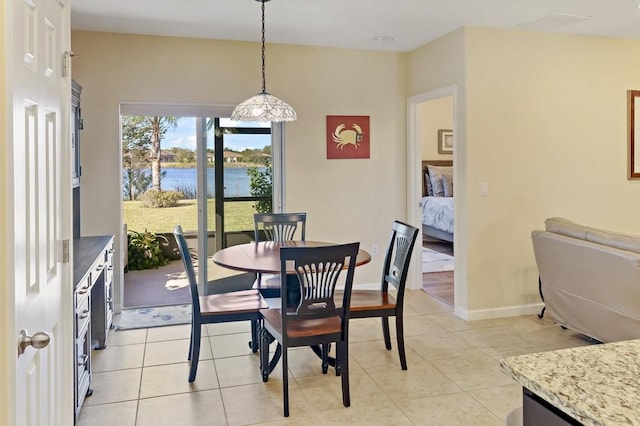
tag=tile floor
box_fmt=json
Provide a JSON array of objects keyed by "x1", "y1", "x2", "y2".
[{"x1": 77, "y1": 290, "x2": 595, "y2": 426}]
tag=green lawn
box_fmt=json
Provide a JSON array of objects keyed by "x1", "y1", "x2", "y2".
[{"x1": 123, "y1": 199, "x2": 257, "y2": 234}]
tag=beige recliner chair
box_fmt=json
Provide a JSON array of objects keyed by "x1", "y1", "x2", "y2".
[{"x1": 532, "y1": 217, "x2": 640, "y2": 343}]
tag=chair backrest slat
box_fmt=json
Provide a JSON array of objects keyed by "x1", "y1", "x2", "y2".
[
  {"x1": 280, "y1": 243, "x2": 359, "y2": 324},
  {"x1": 382, "y1": 221, "x2": 419, "y2": 296},
  {"x1": 254, "y1": 213, "x2": 307, "y2": 243},
  {"x1": 173, "y1": 225, "x2": 201, "y2": 314}
]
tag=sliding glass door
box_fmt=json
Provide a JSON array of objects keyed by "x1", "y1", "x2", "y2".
[
  {"x1": 121, "y1": 105, "x2": 280, "y2": 303},
  {"x1": 198, "y1": 117, "x2": 273, "y2": 286}
]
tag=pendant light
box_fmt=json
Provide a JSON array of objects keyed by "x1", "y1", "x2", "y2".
[{"x1": 231, "y1": 0, "x2": 297, "y2": 122}]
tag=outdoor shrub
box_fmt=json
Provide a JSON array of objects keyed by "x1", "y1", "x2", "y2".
[
  {"x1": 127, "y1": 229, "x2": 170, "y2": 270},
  {"x1": 138, "y1": 190, "x2": 183, "y2": 208},
  {"x1": 248, "y1": 162, "x2": 272, "y2": 213}
]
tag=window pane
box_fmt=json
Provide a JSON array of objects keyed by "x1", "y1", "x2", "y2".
[{"x1": 219, "y1": 118, "x2": 271, "y2": 129}]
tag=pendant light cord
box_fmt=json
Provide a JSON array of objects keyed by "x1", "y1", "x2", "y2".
[
  {"x1": 231, "y1": 0, "x2": 296, "y2": 122},
  {"x1": 261, "y1": 0, "x2": 267, "y2": 94}
]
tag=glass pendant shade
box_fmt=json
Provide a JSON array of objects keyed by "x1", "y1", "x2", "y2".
[
  {"x1": 231, "y1": 91, "x2": 297, "y2": 122},
  {"x1": 232, "y1": 0, "x2": 296, "y2": 123}
]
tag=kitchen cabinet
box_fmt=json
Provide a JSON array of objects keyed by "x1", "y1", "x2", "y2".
[{"x1": 73, "y1": 235, "x2": 114, "y2": 422}]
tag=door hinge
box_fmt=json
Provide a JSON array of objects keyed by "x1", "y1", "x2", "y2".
[
  {"x1": 62, "y1": 51, "x2": 82, "y2": 77},
  {"x1": 62, "y1": 239, "x2": 70, "y2": 263},
  {"x1": 62, "y1": 51, "x2": 72, "y2": 77}
]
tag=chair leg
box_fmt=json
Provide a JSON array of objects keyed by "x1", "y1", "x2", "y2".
[
  {"x1": 260, "y1": 326, "x2": 269, "y2": 383},
  {"x1": 282, "y1": 346, "x2": 289, "y2": 417},
  {"x1": 337, "y1": 341, "x2": 350, "y2": 407},
  {"x1": 321, "y1": 343, "x2": 329, "y2": 374},
  {"x1": 395, "y1": 314, "x2": 407, "y2": 370},
  {"x1": 381, "y1": 316, "x2": 392, "y2": 350},
  {"x1": 249, "y1": 320, "x2": 259, "y2": 353},
  {"x1": 188, "y1": 323, "x2": 201, "y2": 382}
]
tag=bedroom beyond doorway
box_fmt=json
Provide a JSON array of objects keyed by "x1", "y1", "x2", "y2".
[{"x1": 422, "y1": 236, "x2": 453, "y2": 306}]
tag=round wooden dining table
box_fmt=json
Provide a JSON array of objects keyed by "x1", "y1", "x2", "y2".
[
  {"x1": 211, "y1": 240, "x2": 372, "y2": 376},
  {"x1": 212, "y1": 240, "x2": 372, "y2": 274}
]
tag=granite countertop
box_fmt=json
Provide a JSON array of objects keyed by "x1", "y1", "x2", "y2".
[{"x1": 500, "y1": 340, "x2": 640, "y2": 426}]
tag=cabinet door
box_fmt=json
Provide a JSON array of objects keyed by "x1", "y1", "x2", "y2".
[
  {"x1": 74, "y1": 276, "x2": 92, "y2": 421},
  {"x1": 75, "y1": 328, "x2": 91, "y2": 418}
]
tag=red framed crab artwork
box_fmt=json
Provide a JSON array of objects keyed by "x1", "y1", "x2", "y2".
[{"x1": 326, "y1": 115, "x2": 370, "y2": 159}]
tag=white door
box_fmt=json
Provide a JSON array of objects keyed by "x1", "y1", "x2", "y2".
[{"x1": 5, "y1": 0, "x2": 73, "y2": 424}]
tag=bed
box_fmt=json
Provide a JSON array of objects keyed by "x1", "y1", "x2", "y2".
[{"x1": 421, "y1": 160, "x2": 454, "y2": 243}]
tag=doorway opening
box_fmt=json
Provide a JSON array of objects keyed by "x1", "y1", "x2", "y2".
[
  {"x1": 419, "y1": 97, "x2": 454, "y2": 307},
  {"x1": 407, "y1": 87, "x2": 457, "y2": 310},
  {"x1": 120, "y1": 113, "x2": 274, "y2": 309}
]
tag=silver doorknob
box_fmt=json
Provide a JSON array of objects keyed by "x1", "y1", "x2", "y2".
[{"x1": 18, "y1": 330, "x2": 51, "y2": 355}]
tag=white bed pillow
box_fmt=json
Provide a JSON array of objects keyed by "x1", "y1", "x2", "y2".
[
  {"x1": 425, "y1": 173, "x2": 433, "y2": 196},
  {"x1": 427, "y1": 165, "x2": 453, "y2": 197},
  {"x1": 442, "y1": 173, "x2": 453, "y2": 197}
]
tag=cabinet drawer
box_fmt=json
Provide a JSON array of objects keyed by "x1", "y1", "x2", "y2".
[
  {"x1": 107, "y1": 309, "x2": 114, "y2": 331},
  {"x1": 75, "y1": 295, "x2": 90, "y2": 338},
  {"x1": 106, "y1": 243, "x2": 114, "y2": 263},
  {"x1": 75, "y1": 277, "x2": 91, "y2": 306},
  {"x1": 76, "y1": 352, "x2": 90, "y2": 382},
  {"x1": 106, "y1": 263, "x2": 113, "y2": 284},
  {"x1": 75, "y1": 368, "x2": 91, "y2": 413},
  {"x1": 91, "y1": 262, "x2": 106, "y2": 285},
  {"x1": 76, "y1": 332, "x2": 90, "y2": 378}
]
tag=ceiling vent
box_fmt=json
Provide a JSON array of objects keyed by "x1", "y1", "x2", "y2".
[{"x1": 517, "y1": 13, "x2": 592, "y2": 30}]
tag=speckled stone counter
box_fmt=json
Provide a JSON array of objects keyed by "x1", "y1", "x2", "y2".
[{"x1": 500, "y1": 340, "x2": 640, "y2": 425}]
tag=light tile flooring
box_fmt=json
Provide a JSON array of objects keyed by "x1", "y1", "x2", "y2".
[{"x1": 77, "y1": 290, "x2": 595, "y2": 426}]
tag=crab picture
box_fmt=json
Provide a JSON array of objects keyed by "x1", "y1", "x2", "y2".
[
  {"x1": 326, "y1": 115, "x2": 370, "y2": 159},
  {"x1": 332, "y1": 123, "x2": 363, "y2": 150}
]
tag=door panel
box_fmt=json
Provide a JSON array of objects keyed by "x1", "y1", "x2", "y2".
[
  {"x1": 9, "y1": 0, "x2": 72, "y2": 424},
  {"x1": 210, "y1": 119, "x2": 272, "y2": 253}
]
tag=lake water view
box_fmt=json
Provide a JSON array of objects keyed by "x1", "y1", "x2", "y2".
[{"x1": 161, "y1": 167, "x2": 264, "y2": 197}]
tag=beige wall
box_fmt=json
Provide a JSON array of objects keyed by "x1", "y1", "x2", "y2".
[
  {"x1": 411, "y1": 26, "x2": 640, "y2": 316},
  {"x1": 70, "y1": 31, "x2": 408, "y2": 307},
  {"x1": 419, "y1": 96, "x2": 453, "y2": 160},
  {"x1": 408, "y1": 29, "x2": 473, "y2": 311},
  {"x1": 72, "y1": 27, "x2": 640, "y2": 318}
]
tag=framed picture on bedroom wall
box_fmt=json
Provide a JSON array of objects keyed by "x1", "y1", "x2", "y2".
[{"x1": 438, "y1": 129, "x2": 453, "y2": 154}]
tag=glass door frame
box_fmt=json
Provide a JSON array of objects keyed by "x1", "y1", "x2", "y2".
[
  {"x1": 212, "y1": 118, "x2": 272, "y2": 252},
  {"x1": 195, "y1": 117, "x2": 285, "y2": 288}
]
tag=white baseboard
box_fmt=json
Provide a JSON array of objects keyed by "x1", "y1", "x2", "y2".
[
  {"x1": 340, "y1": 284, "x2": 545, "y2": 322},
  {"x1": 455, "y1": 302, "x2": 544, "y2": 321}
]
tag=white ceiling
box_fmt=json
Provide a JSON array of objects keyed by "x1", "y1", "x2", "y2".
[{"x1": 70, "y1": 0, "x2": 640, "y2": 52}]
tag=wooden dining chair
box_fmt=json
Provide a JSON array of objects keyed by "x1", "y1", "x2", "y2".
[
  {"x1": 249, "y1": 213, "x2": 307, "y2": 351},
  {"x1": 338, "y1": 221, "x2": 419, "y2": 370},
  {"x1": 253, "y1": 212, "x2": 307, "y2": 293},
  {"x1": 259, "y1": 242, "x2": 359, "y2": 417},
  {"x1": 254, "y1": 212, "x2": 307, "y2": 243},
  {"x1": 174, "y1": 225, "x2": 268, "y2": 382}
]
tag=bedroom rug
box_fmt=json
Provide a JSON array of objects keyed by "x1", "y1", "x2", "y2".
[
  {"x1": 115, "y1": 304, "x2": 192, "y2": 330},
  {"x1": 423, "y1": 247, "x2": 454, "y2": 272}
]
